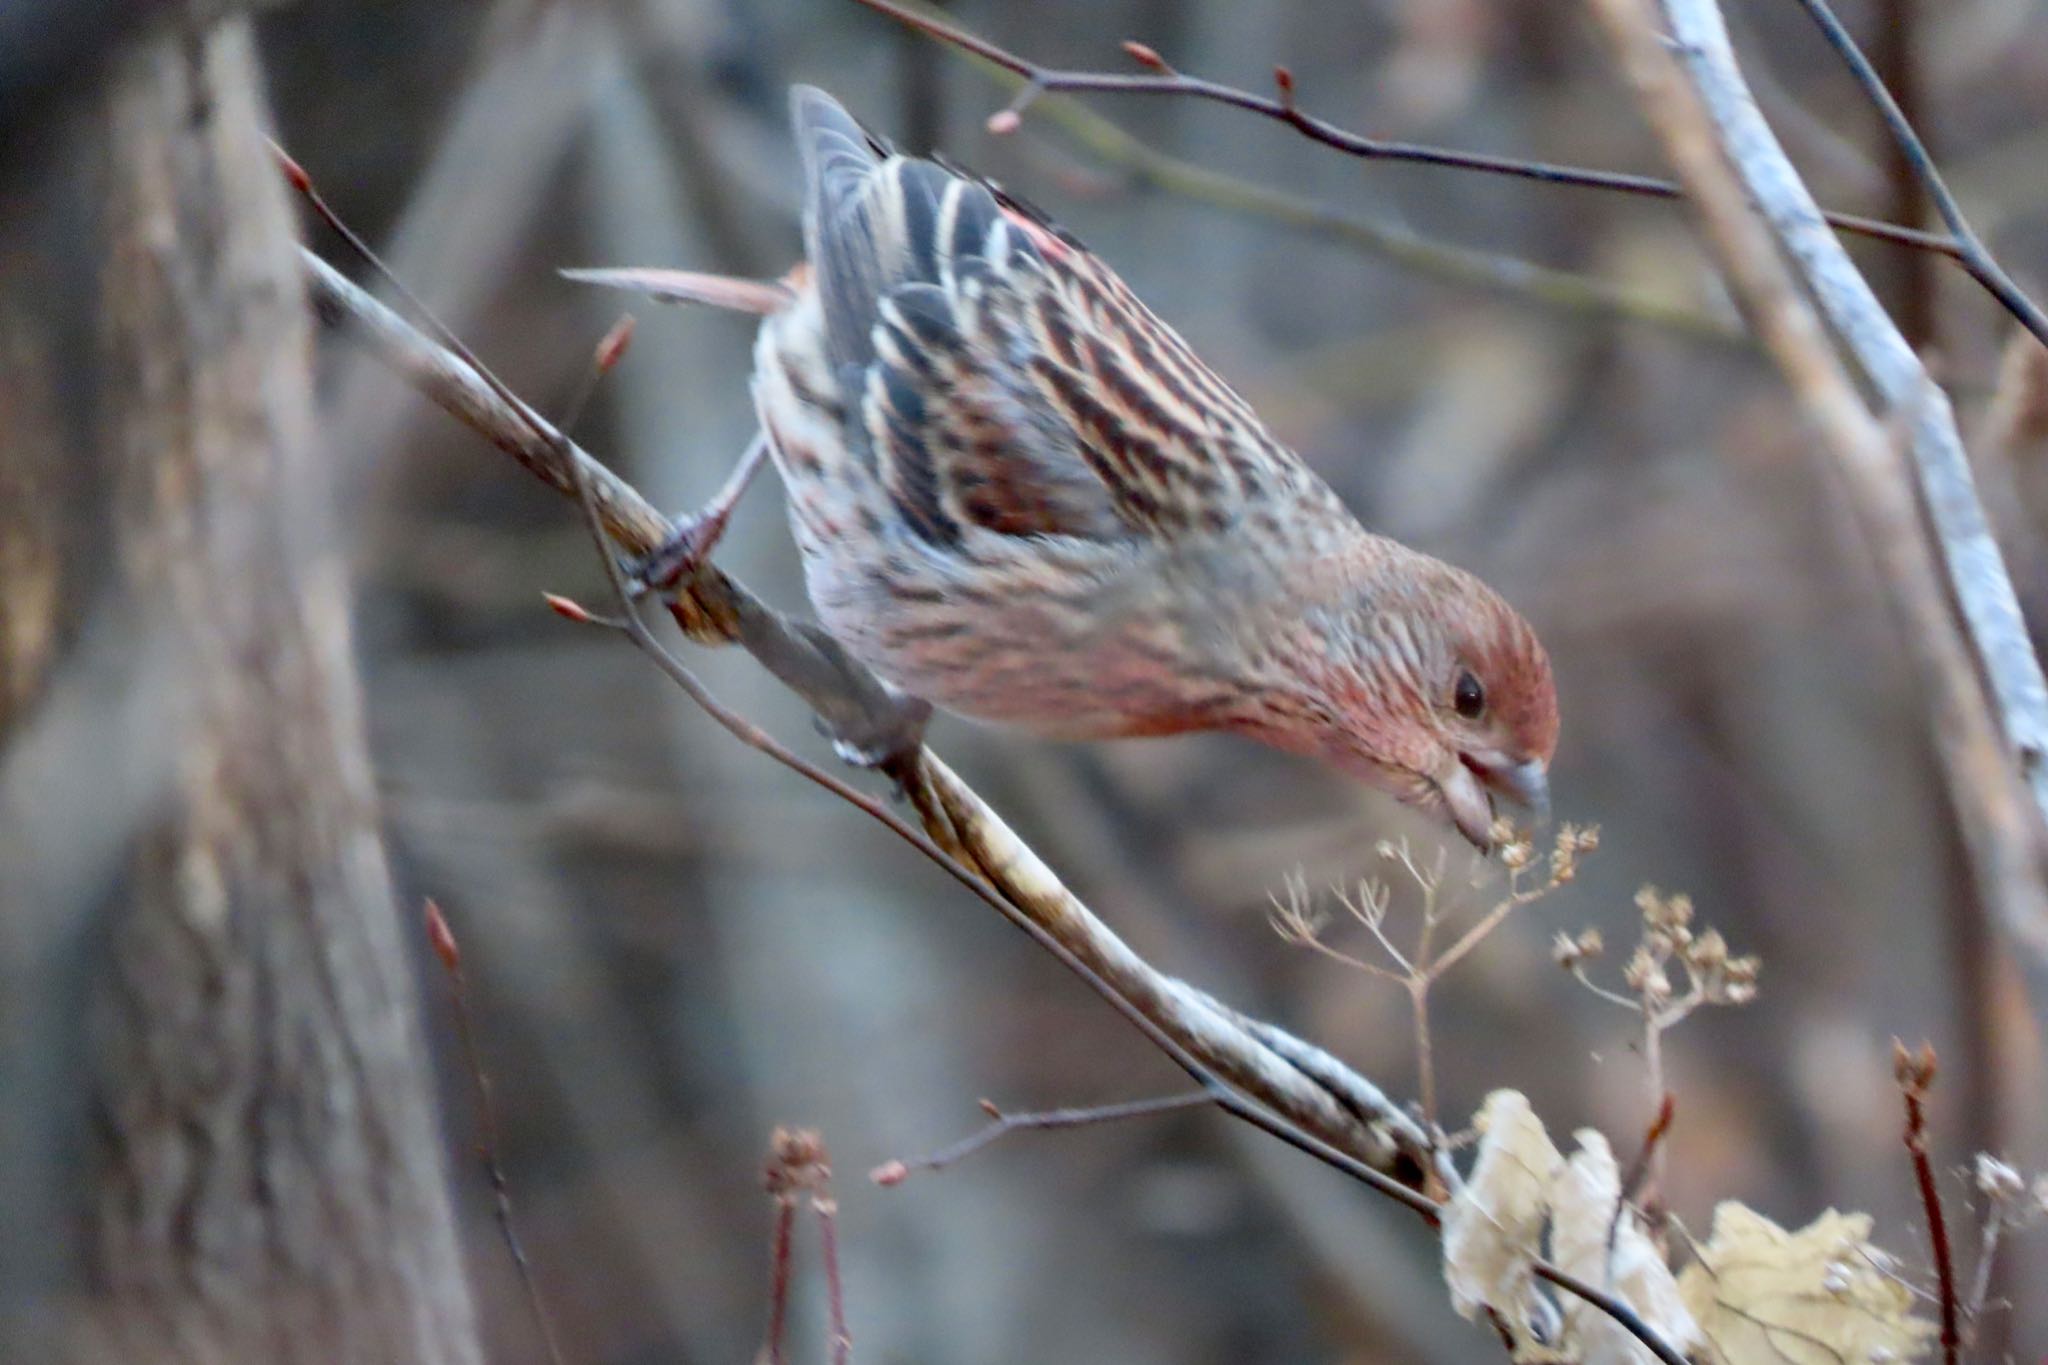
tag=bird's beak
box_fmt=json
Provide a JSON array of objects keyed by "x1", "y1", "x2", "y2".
[
  {"x1": 1436, "y1": 761, "x2": 1497, "y2": 851},
  {"x1": 1481, "y1": 757, "x2": 1551, "y2": 825},
  {"x1": 1436, "y1": 755, "x2": 1551, "y2": 852}
]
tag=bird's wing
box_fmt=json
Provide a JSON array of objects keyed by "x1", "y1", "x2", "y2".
[{"x1": 792, "y1": 85, "x2": 1341, "y2": 548}]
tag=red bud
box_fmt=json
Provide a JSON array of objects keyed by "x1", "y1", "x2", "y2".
[
  {"x1": 423, "y1": 898, "x2": 461, "y2": 974},
  {"x1": 1121, "y1": 40, "x2": 1168, "y2": 71},
  {"x1": 269, "y1": 139, "x2": 312, "y2": 195},
  {"x1": 596, "y1": 314, "x2": 636, "y2": 372},
  {"x1": 544, "y1": 591, "x2": 595, "y2": 624},
  {"x1": 1273, "y1": 66, "x2": 1296, "y2": 107}
]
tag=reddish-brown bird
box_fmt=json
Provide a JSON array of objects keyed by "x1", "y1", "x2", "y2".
[{"x1": 574, "y1": 87, "x2": 1557, "y2": 848}]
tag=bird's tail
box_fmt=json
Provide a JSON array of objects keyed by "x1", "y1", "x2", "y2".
[
  {"x1": 559, "y1": 266, "x2": 793, "y2": 315},
  {"x1": 791, "y1": 84, "x2": 886, "y2": 246}
]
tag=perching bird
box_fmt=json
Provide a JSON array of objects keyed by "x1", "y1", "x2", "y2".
[{"x1": 572, "y1": 87, "x2": 1557, "y2": 849}]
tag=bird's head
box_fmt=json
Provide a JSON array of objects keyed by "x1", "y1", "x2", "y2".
[{"x1": 1244, "y1": 546, "x2": 1558, "y2": 851}]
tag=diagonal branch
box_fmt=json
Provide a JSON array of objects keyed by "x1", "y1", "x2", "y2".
[
  {"x1": 1653, "y1": 2, "x2": 2048, "y2": 830},
  {"x1": 891, "y1": 8, "x2": 1743, "y2": 344},
  {"x1": 303, "y1": 246, "x2": 1693, "y2": 1365},
  {"x1": 1581, "y1": 0, "x2": 2048, "y2": 1009},
  {"x1": 1786, "y1": 0, "x2": 2048, "y2": 354},
  {"x1": 849, "y1": 0, "x2": 1957, "y2": 260},
  {"x1": 855, "y1": 0, "x2": 2048, "y2": 356},
  {"x1": 300, "y1": 247, "x2": 1435, "y2": 1188}
]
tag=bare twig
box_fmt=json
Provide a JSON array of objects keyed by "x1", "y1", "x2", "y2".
[
  {"x1": 763, "y1": 1193, "x2": 795, "y2": 1365},
  {"x1": 1871, "y1": 0, "x2": 1934, "y2": 347},
  {"x1": 880, "y1": 1, "x2": 1742, "y2": 344},
  {"x1": 421, "y1": 900, "x2": 568, "y2": 1365},
  {"x1": 1530, "y1": 1261, "x2": 1685, "y2": 1365},
  {"x1": 817, "y1": 1190, "x2": 849, "y2": 1365},
  {"x1": 1583, "y1": 0, "x2": 2048, "y2": 1019},
  {"x1": 1893, "y1": 1041, "x2": 1960, "y2": 1365},
  {"x1": 761, "y1": 1128, "x2": 847, "y2": 1365},
  {"x1": 1787, "y1": 0, "x2": 2048, "y2": 355},
  {"x1": 1607, "y1": 1092, "x2": 1676, "y2": 1261},
  {"x1": 1962, "y1": 1202, "x2": 2007, "y2": 1337},
  {"x1": 850, "y1": 0, "x2": 1965, "y2": 265},
  {"x1": 872, "y1": 1092, "x2": 1215, "y2": 1184}
]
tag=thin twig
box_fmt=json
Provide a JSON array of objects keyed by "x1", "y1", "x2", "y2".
[
  {"x1": 884, "y1": 0, "x2": 1742, "y2": 343},
  {"x1": 1871, "y1": 0, "x2": 1933, "y2": 347},
  {"x1": 1786, "y1": 0, "x2": 2048, "y2": 355},
  {"x1": 1894, "y1": 1041, "x2": 1960, "y2": 1365},
  {"x1": 875, "y1": 1092, "x2": 1220, "y2": 1184},
  {"x1": 849, "y1": 0, "x2": 1959, "y2": 265},
  {"x1": 1606, "y1": 1092, "x2": 1675, "y2": 1267},
  {"x1": 421, "y1": 900, "x2": 568, "y2": 1365},
  {"x1": 761, "y1": 1129, "x2": 845, "y2": 1364},
  {"x1": 1962, "y1": 1203, "x2": 2007, "y2": 1339},
  {"x1": 815, "y1": 1191, "x2": 851, "y2": 1365},
  {"x1": 763, "y1": 1196, "x2": 795, "y2": 1365},
  {"x1": 1531, "y1": 1262, "x2": 1687, "y2": 1365}
]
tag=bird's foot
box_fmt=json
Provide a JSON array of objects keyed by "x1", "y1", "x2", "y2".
[
  {"x1": 815, "y1": 695, "x2": 933, "y2": 784},
  {"x1": 621, "y1": 432, "x2": 769, "y2": 598}
]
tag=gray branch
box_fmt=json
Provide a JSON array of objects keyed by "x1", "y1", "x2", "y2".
[
  {"x1": 1662, "y1": 0, "x2": 2048, "y2": 820},
  {"x1": 300, "y1": 245, "x2": 1438, "y2": 1181}
]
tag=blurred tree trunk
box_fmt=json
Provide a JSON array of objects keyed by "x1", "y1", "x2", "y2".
[{"x1": 0, "y1": 9, "x2": 483, "y2": 1363}]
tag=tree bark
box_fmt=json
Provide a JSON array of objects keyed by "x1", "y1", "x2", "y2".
[{"x1": 0, "y1": 11, "x2": 482, "y2": 1363}]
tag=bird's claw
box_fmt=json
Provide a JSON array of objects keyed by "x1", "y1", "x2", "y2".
[
  {"x1": 620, "y1": 513, "x2": 724, "y2": 600},
  {"x1": 620, "y1": 431, "x2": 771, "y2": 599},
  {"x1": 812, "y1": 696, "x2": 933, "y2": 780}
]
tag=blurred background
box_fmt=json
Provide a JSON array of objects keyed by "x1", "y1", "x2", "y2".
[{"x1": 6, "y1": 0, "x2": 2048, "y2": 1360}]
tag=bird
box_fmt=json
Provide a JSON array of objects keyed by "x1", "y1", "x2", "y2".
[{"x1": 568, "y1": 86, "x2": 1557, "y2": 849}]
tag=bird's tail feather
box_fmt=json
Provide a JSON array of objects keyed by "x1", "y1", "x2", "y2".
[{"x1": 560, "y1": 267, "x2": 793, "y2": 315}]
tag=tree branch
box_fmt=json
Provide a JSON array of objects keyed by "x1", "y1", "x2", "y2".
[
  {"x1": 1581, "y1": 0, "x2": 2048, "y2": 1016},
  {"x1": 301, "y1": 247, "x2": 1436, "y2": 1187},
  {"x1": 850, "y1": 0, "x2": 1963, "y2": 262},
  {"x1": 1787, "y1": 0, "x2": 2048, "y2": 355},
  {"x1": 891, "y1": 7, "x2": 1743, "y2": 344},
  {"x1": 302, "y1": 245, "x2": 1691, "y2": 1365},
  {"x1": 1655, "y1": 0, "x2": 2048, "y2": 829}
]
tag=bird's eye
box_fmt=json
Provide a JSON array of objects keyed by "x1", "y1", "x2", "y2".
[{"x1": 1453, "y1": 669, "x2": 1486, "y2": 720}]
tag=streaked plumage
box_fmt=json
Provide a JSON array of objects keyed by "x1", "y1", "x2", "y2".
[{"x1": 589, "y1": 87, "x2": 1558, "y2": 847}]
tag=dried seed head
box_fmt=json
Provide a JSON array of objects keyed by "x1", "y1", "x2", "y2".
[
  {"x1": 1623, "y1": 947, "x2": 1670, "y2": 1002},
  {"x1": 1553, "y1": 927, "x2": 1606, "y2": 971},
  {"x1": 764, "y1": 1126, "x2": 831, "y2": 1197},
  {"x1": 1891, "y1": 1039, "x2": 1938, "y2": 1092}
]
